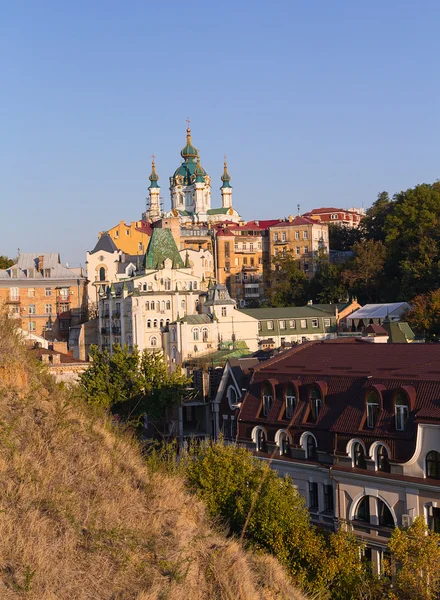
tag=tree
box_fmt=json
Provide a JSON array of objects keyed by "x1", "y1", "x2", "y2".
[
  {"x1": 308, "y1": 251, "x2": 348, "y2": 304},
  {"x1": 404, "y1": 289, "x2": 440, "y2": 341},
  {"x1": 267, "y1": 252, "x2": 307, "y2": 307},
  {"x1": 79, "y1": 345, "x2": 190, "y2": 420},
  {"x1": 361, "y1": 192, "x2": 393, "y2": 243},
  {"x1": 0, "y1": 256, "x2": 15, "y2": 269},
  {"x1": 342, "y1": 240, "x2": 386, "y2": 303},
  {"x1": 388, "y1": 516, "x2": 440, "y2": 600},
  {"x1": 329, "y1": 224, "x2": 363, "y2": 251}
]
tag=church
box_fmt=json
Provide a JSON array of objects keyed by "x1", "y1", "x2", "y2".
[{"x1": 146, "y1": 125, "x2": 242, "y2": 225}]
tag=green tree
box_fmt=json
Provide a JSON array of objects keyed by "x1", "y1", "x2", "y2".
[
  {"x1": 267, "y1": 252, "x2": 307, "y2": 307},
  {"x1": 0, "y1": 256, "x2": 15, "y2": 269},
  {"x1": 329, "y1": 224, "x2": 363, "y2": 251},
  {"x1": 308, "y1": 251, "x2": 348, "y2": 304},
  {"x1": 342, "y1": 240, "x2": 386, "y2": 303},
  {"x1": 361, "y1": 192, "x2": 393, "y2": 243},
  {"x1": 404, "y1": 289, "x2": 440, "y2": 341},
  {"x1": 388, "y1": 516, "x2": 440, "y2": 600},
  {"x1": 79, "y1": 345, "x2": 190, "y2": 420}
]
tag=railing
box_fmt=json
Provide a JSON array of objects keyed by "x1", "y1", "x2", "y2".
[
  {"x1": 181, "y1": 229, "x2": 209, "y2": 237},
  {"x1": 6, "y1": 296, "x2": 20, "y2": 303},
  {"x1": 234, "y1": 248, "x2": 258, "y2": 253},
  {"x1": 242, "y1": 265, "x2": 259, "y2": 271}
]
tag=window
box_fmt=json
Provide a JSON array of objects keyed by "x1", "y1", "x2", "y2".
[
  {"x1": 45, "y1": 304, "x2": 52, "y2": 315},
  {"x1": 28, "y1": 304, "x2": 36, "y2": 314},
  {"x1": 126, "y1": 229, "x2": 130, "y2": 235},
  {"x1": 281, "y1": 232, "x2": 286, "y2": 242},
  {"x1": 296, "y1": 246, "x2": 301, "y2": 255},
  {"x1": 309, "y1": 387, "x2": 322, "y2": 422},
  {"x1": 235, "y1": 274, "x2": 240, "y2": 282},
  {"x1": 28, "y1": 288, "x2": 35, "y2": 297},
  {"x1": 243, "y1": 257, "x2": 247, "y2": 265},
  {"x1": 306, "y1": 435, "x2": 317, "y2": 459},
  {"x1": 303, "y1": 231, "x2": 308, "y2": 240},
  {"x1": 426, "y1": 451, "x2": 440, "y2": 479},
  {"x1": 11, "y1": 269, "x2": 18, "y2": 278},
  {"x1": 355, "y1": 497, "x2": 394, "y2": 528},
  {"x1": 366, "y1": 390, "x2": 380, "y2": 429},
  {"x1": 262, "y1": 382, "x2": 273, "y2": 416},
  {"x1": 250, "y1": 243, "x2": 254, "y2": 251},
  {"x1": 256, "y1": 429, "x2": 267, "y2": 452},
  {"x1": 377, "y1": 445, "x2": 390, "y2": 472},
  {"x1": 353, "y1": 442, "x2": 366, "y2": 469},
  {"x1": 378, "y1": 499, "x2": 394, "y2": 528},
  {"x1": 289, "y1": 319, "x2": 296, "y2": 329},
  {"x1": 356, "y1": 497, "x2": 370, "y2": 522},
  {"x1": 267, "y1": 320, "x2": 274, "y2": 330},
  {"x1": 44, "y1": 269, "x2": 51, "y2": 278},
  {"x1": 45, "y1": 287, "x2": 52, "y2": 297},
  {"x1": 193, "y1": 328, "x2": 199, "y2": 341},
  {"x1": 181, "y1": 300, "x2": 186, "y2": 310},
  {"x1": 323, "y1": 485, "x2": 334, "y2": 512},
  {"x1": 60, "y1": 288, "x2": 69, "y2": 299},
  {"x1": 295, "y1": 231, "x2": 300, "y2": 240},
  {"x1": 280, "y1": 320, "x2": 286, "y2": 330},
  {"x1": 274, "y1": 233, "x2": 278, "y2": 242},
  {"x1": 278, "y1": 432, "x2": 289, "y2": 455},
  {"x1": 395, "y1": 392, "x2": 409, "y2": 431},
  {"x1": 153, "y1": 319, "x2": 158, "y2": 328},
  {"x1": 221, "y1": 307, "x2": 227, "y2": 317},
  {"x1": 202, "y1": 327, "x2": 208, "y2": 342},
  {"x1": 28, "y1": 268, "x2": 34, "y2": 278},
  {"x1": 147, "y1": 319, "x2": 152, "y2": 328},
  {"x1": 243, "y1": 273, "x2": 248, "y2": 282},
  {"x1": 285, "y1": 384, "x2": 296, "y2": 419},
  {"x1": 150, "y1": 336, "x2": 158, "y2": 347},
  {"x1": 227, "y1": 385, "x2": 238, "y2": 408},
  {"x1": 258, "y1": 242, "x2": 262, "y2": 250},
  {"x1": 309, "y1": 482, "x2": 318, "y2": 511},
  {"x1": 164, "y1": 278, "x2": 171, "y2": 291},
  {"x1": 300, "y1": 319, "x2": 307, "y2": 329},
  {"x1": 323, "y1": 318, "x2": 331, "y2": 328},
  {"x1": 29, "y1": 321, "x2": 36, "y2": 332},
  {"x1": 171, "y1": 328, "x2": 176, "y2": 342},
  {"x1": 224, "y1": 242, "x2": 230, "y2": 258},
  {"x1": 60, "y1": 320, "x2": 69, "y2": 331},
  {"x1": 10, "y1": 287, "x2": 19, "y2": 300},
  {"x1": 428, "y1": 506, "x2": 440, "y2": 533},
  {"x1": 304, "y1": 263, "x2": 309, "y2": 272},
  {"x1": 166, "y1": 300, "x2": 171, "y2": 310},
  {"x1": 311, "y1": 318, "x2": 318, "y2": 328},
  {"x1": 304, "y1": 246, "x2": 309, "y2": 255},
  {"x1": 138, "y1": 242, "x2": 143, "y2": 251}
]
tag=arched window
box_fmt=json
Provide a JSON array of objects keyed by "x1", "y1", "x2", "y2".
[
  {"x1": 166, "y1": 300, "x2": 171, "y2": 310},
  {"x1": 395, "y1": 392, "x2": 409, "y2": 431},
  {"x1": 148, "y1": 282, "x2": 153, "y2": 291},
  {"x1": 147, "y1": 319, "x2": 151, "y2": 328},
  {"x1": 150, "y1": 336, "x2": 158, "y2": 347},
  {"x1": 156, "y1": 302, "x2": 161, "y2": 311},
  {"x1": 153, "y1": 319, "x2": 158, "y2": 328},
  {"x1": 161, "y1": 301, "x2": 165, "y2": 312},
  {"x1": 227, "y1": 385, "x2": 238, "y2": 409},
  {"x1": 262, "y1": 382, "x2": 273, "y2": 417},
  {"x1": 181, "y1": 300, "x2": 186, "y2": 310},
  {"x1": 378, "y1": 499, "x2": 394, "y2": 528},
  {"x1": 285, "y1": 383, "x2": 296, "y2": 419},
  {"x1": 300, "y1": 432, "x2": 318, "y2": 460},
  {"x1": 145, "y1": 301, "x2": 150, "y2": 310},
  {"x1": 164, "y1": 278, "x2": 171, "y2": 291},
  {"x1": 366, "y1": 390, "x2": 380, "y2": 429},
  {"x1": 276, "y1": 431, "x2": 290, "y2": 456},
  {"x1": 309, "y1": 386, "x2": 322, "y2": 422},
  {"x1": 193, "y1": 328, "x2": 199, "y2": 341},
  {"x1": 99, "y1": 267, "x2": 106, "y2": 281},
  {"x1": 202, "y1": 327, "x2": 209, "y2": 342},
  {"x1": 353, "y1": 442, "x2": 366, "y2": 469},
  {"x1": 160, "y1": 319, "x2": 164, "y2": 328},
  {"x1": 171, "y1": 346, "x2": 177, "y2": 360},
  {"x1": 171, "y1": 328, "x2": 176, "y2": 342},
  {"x1": 143, "y1": 283, "x2": 148, "y2": 291},
  {"x1": 256, "y1": 429, "x2": 267, "y2": 452},
  {"x1": 377, "y1": 445, "x2": 390, "y2": 473},
  {"x1": 426, "y1": 451, "x2": 440, "y2": 479},
  {"x1": 193, "y1": 281, "x2": 198, "y2": 290},
  {"x1": 356, "y1": 497, "x2": 370, "y2": 522}
]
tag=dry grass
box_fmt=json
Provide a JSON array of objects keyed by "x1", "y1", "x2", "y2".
[{"x1": 0, "y1": 321, "x2": 305, "y2": 600}]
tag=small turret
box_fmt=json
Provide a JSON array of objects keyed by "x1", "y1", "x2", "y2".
[
  {"x1": 147, "y1": 156, "x2": 161, "y2": 222},
  {"x1": 220, "y1": 156, "x2": 233, "y2": 209}
]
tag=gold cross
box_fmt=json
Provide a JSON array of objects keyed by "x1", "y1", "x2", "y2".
[
  {"x1": 224, "y1": 154, "x2": 227, "y2": 162},
  {"x1": 186, "y1": 117, "x2": 190, "y2": 127},
  {"x1": 152, "y1": 154, "x2": 155, "y2": 162}
]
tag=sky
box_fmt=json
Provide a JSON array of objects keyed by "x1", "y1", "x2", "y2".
[{"x1": 1, "y1": 0, "x2": 439, "y2": 267}]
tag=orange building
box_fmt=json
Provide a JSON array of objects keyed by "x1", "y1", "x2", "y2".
[{"x1": 0, "y1": 253, "x2": 87, "y2": 341}]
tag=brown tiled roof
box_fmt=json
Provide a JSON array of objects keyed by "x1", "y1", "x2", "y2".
[{"x1": 238, "y1": 340, "x2": 440, "y2": 463}]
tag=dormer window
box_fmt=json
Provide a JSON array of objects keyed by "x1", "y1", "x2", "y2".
[
  {"x1": 366, "y1": 390, "x2": 380, "y2": 429},
  {"x1": 262, "y1": 382, "x2": 273, "y2": 417},
  {"x1": 377, "y1": 445, "x2": 390, "y2": 472},
  {"x1": 395, "y1": 392, "x2": 409, "y2": 431},
  {"x1": 285, "y1": 383, "x2": 297, "y2": 419},
  {"x1": 309, "y1": 387, "x2": 322, "y2": 422},
  {"x1": 256, "y1": 428, "x2": 267, "y2": 452},
  {"x1": 353, "y1": 442, "x2": 366, "y2": 469},
  {"x1": 306, "y1": 435, "x2": 317, "y2": 460},
  {"x1": 426, "y1": 451, "x2": 440, "y2": 479}
]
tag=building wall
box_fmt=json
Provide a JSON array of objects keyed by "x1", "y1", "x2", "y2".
[{"x1": 102, "y1": 221, "x2": 151, "y2": 255}]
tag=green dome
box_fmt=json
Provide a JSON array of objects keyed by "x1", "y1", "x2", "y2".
[
  {"x1": 148, "y1": 159, "x2": 159, "y2": 189},
  {"x1": 181, "y1": 128, "x2": 198, "y2": 160},
  {"x1": 173, "y1": 161, "x2": 197, "y2": 185},
  {"x1": 194, "y1": 155, "x2": 207, "y2": 182},
  {"x1": 220, "y1": 159, "x2": 232, "y2": 188}
]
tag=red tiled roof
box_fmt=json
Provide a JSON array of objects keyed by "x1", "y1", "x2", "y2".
[
  {"x1": 269, "y1": 216, "x2": 317, "y2": 227},
  {"x1": 304, "y1": 207, "x2": 360, "y2": 216}
]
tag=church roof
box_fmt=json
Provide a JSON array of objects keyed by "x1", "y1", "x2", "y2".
[
  {"x1": 181, "y1": 127, "x2": 198, "y2": 160},
  {"x1": 143, "y1": 228, "x2": 184, "y2": 270},
  {"x1": 207, "y1": 208, "x2": 231, "y2": 215},
  {"x1": 220, "y1": 159, "x2": 232, "y2": 189},
  {"x1": 205, "y1": 283, "x2": 235, "y2": 306},
  {"x1": 148, "y1": 159, "x2": 159, "y2": 189},
  {"x1": 90, "y1": 233, "x2": 119, "y2": 254}
]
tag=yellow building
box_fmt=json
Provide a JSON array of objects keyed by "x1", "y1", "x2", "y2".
[{"x1": 100, "y1": 220, "x2": 152, "y2": 256}]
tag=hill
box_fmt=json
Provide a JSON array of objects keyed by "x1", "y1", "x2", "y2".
[{"x1": 0, "y1": 317, "x2": 302, "y2": 600}]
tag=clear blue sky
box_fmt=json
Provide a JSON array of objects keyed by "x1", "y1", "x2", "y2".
[{"x1": 1, "y1": 0, "x2": 439, "y2": 267}]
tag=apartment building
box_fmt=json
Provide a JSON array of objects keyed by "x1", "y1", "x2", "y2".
[
  {"x1": 304, "y1": 207, "x2": 365, "y2": 228},
  {"x1": 0, "y1": 253, "x2": 87, "y2": 340}
]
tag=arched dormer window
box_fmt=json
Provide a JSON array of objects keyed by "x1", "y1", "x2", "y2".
[
  {"x1": 99, "y1": 267, "x2": 106, "y2": 281},
  {"x1": 309, "y1": 386, "x2": 322, "y2": 422},
  {"x1": 374, "y1": 444, "x2": 391, "y2": 472},
  {"x1": 300, "y1": 432, "x2": 317, "y2": 460},
  {"x1": 262, "y1": 382, "x2": 274, "y2": 417},
  {"x1": 366, "y1": 390, "x2": 380, "y2": 429},
  {"x1": 275, "y1": 430, "x2": 290, "y2": 456},
  {"x1": 426, "y1": 451, "x2": 440, "y2": 479},
  {"x1": 227, "y1": 385, "x2": 238, "y2": 409},
  {"x1": 285, "y1": 383, "x2": 297, "y2": 419},
  {"x1": 353, "y1": 442, "x2": 366, "y2": 469},
  {"x1": 252, "y1": 427, "x2": 267, "y2": 452},
  {"x1": 395, "y1": 391, "x2": 409, "y2": 431}
]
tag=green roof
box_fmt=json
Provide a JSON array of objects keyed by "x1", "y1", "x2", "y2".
[
  {"x1": 144, "y1": 228, "x2": 184, "y2": 270},
  {"x1": 207, "y1": 208, "x2": 230, "y2": 215},
  {"x1": 148, "y1": 160, "x2": 159, "y2": 189},
  {"x1": 185, "y1": 341, "x2": 251, "y2": 367},
  {"x1": 241, "y1": 306, "x2": 335, "y2": 319},
  {"x1": 383, "y1": 321, "x2": 416, "y2": 343},
  {"x1": 220, "y1": 160, "x2": 232, "y2": 189},
  {"x1": 181, "y1": 128, "x2": 198, "y2": 160},
  {"x1": 181, "y1": 314, "x2": 213, "y2": 325}
]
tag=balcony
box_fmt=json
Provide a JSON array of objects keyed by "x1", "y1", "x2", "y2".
[
  {"x1": 242, "y1": 265, "x2": 259, "y2": 271},
  {"x1": 6, "y1": 296, "x2": 20, "y2": 303},
  {"x1": 234, "y1": 248, "x2": 258, "y2": 254},
  {"x1": 273, "y1": 239, "x2": 288, "y2": 245}
]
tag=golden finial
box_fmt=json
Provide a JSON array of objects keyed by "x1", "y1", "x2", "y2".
[
  {"x1": 151, "y1": 153, "x2": 155, "y2": 165},
  {"x1": 186, "y1": 116, "x2": 191, "y2": 133}
]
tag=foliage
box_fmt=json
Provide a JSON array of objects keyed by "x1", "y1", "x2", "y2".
[
  {"x1": 361, "y1": 192, "x2": 393, "y2": 243},
  {"x1": 79, "y1": 344, "x2": 190, "y2": 420},
  {"x1": 0, "y1": 255, "x2": 14, "y2": 269},
  {"x1": 388, "y1": 516, "x2": 440, "y2": 600},
  {"x1": 404, "y1": 289, "x2": 440, "y2": 341},
  {"x1": 342, "y1": 240, "x2": 386, "y2": 303},
  {"x1": 328, "y1": 224, "x2": 363, "y2": 251},
  {"x1": 267, "y1": 252, "x2": 308, "y2": 307},
  {"x1": 307, "y1": 251, "x2": 348, "y2": 304}
]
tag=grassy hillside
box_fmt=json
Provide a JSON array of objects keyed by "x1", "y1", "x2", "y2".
[{"x1": 0, "y1": 318, "x2": 303, "y2": 600}]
